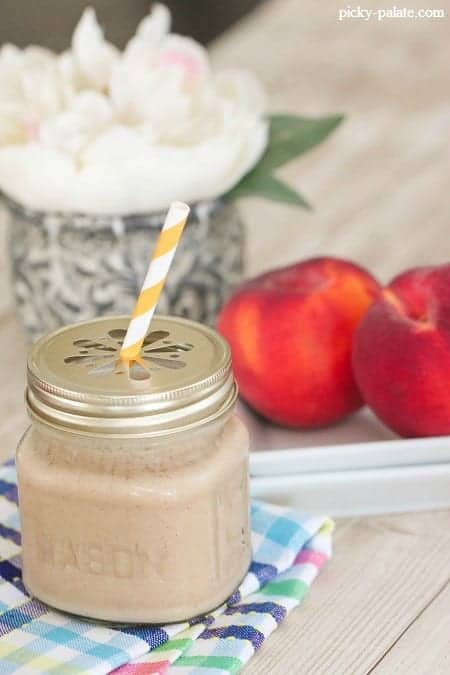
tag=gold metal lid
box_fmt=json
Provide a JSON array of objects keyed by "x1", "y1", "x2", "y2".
[{"x1": 26, "y1": 316, "x2": 237, "y2": 437}]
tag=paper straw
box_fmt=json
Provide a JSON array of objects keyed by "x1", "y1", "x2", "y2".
[{"x1": 120, "y1": 201, "x2": 190, "y2": 364}]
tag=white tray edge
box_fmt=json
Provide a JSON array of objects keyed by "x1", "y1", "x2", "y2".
[
  {"x1": 250, "y1": 435, "x2": 450, "y2": 476},
  {"x1": 250, "y1": 462, "x2": 450, "y2": 517}
]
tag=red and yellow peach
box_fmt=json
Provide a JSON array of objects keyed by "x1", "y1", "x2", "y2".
[
  {"x1": 218, "y1": 257, "x2": 380, "y2": 428},
  {"x1": 353, "y1": 264, "x2": 450, "y2": 437}
]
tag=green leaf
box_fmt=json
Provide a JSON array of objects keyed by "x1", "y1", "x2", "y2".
[
  {"x1": 259, "y1": 113, "x2": 345, "y2": 171},
  {"x1": 224, "y1": 112, "x2": 344, "y2": 208},
  {"x1": 226, "y1": 170, "x2": 311, "y2": 209}
]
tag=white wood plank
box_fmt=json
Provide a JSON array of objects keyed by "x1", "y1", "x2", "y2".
[
  {"x1": 245, "y1": 511, "x2": 450, "y2": 674},
  {"x1": 372, "y1": 581, "x2": 450, "y2": 674},
  {"x1": 210, "y1": 0, "x2": 450, "y2": 280}
]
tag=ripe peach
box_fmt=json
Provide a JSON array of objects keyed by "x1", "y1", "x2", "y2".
[
  {"x1": 353, "y1": 264, "x2": 450, "y2": 437},
  {"x1": 218, "y1": 257, "x2": 380, "y2": 428}
]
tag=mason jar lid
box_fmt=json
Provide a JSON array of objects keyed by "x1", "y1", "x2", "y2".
[{"x1": 26, "y1": 315, "x2": 237, "y2": 437}]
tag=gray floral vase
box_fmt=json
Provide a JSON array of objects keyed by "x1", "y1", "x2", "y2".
[{"x1": 5, "y1": 194, "x2": 245, "y2": 343}]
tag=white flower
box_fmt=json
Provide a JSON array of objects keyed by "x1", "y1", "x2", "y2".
[
  {"x1": 0, "y1": 4, "x2": 268, "y2": 213},
  {"x1": 0, "y1": 102, "x2": 27, "y2": 145},
  {"x1": 0, "y1": 44, "x2": 77, "y2": 143},
  {"x1": 71, "y1": 7, "x2": 119, "y2": 91},
  {"x1": 127, "y1": 3, "x2": 171, "y2": 48},
  {"x1": 40, "y1": 91, "x2": 114, "y2": 156}
]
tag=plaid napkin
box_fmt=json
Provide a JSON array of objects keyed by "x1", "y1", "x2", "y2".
[{"x1": 0, "y1": 460, "x2": 333, "y2": 674}]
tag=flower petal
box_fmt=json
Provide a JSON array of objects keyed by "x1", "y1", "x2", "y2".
[
  {"x1": 40, "y1": 91, "x2": 113, "y2": 155},
  {"x1": 72, "y1": 7, "x2": 119, "y2": 90},
  {"x1": 215, "y1": 69, "x2": 267, "y2": 116},
  {"x1": 134, "y1": 3, "x2": 171, "y2": 45},
  {"x1": 157, "y1": 35, "x2": 209, "y2": 81}
]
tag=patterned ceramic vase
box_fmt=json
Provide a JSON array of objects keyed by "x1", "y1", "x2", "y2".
[{"x1": 5, "y1": 194, "x2": 244, "y2": 343}]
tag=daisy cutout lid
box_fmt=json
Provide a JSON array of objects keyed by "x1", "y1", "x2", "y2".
[{"x1": 26, "y1": 316, "x2": 236, "y2": 436}]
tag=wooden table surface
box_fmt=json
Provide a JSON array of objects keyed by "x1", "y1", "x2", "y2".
[{"x1": 1, "y1": 0, "x2": 450, "y2": 672}]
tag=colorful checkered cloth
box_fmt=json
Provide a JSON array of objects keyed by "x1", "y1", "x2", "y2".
[{"x1": 0, "y1": 460, "x2": 333, "y2": 674}]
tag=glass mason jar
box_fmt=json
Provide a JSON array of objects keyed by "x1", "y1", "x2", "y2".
[{"x1": 17, "y1": 315, "x2": 250, "y2": 624}]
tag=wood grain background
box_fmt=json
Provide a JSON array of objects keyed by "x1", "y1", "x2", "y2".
[{"x1": 210, "y1": 0, "x2": 450, "y2": 282}]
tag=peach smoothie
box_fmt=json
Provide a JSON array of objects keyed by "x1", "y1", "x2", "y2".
[{"x1": 17, "y1": 316, "x2": 251, "y2": 623}]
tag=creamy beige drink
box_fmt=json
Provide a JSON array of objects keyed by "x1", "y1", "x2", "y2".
[{"x1": 17, "y1": 316, "x2": 251, "y2": 623}]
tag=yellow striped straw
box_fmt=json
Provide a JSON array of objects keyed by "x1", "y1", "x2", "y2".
[{"x1": 120, "y1": 201, "x2": 190, "y2": 364}]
